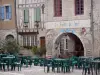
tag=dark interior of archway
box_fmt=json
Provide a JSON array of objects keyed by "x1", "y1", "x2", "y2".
[{"x1": 67, "y1": 33, "x2": 84, "y2": 57}]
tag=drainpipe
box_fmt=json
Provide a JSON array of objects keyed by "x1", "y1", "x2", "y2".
[
  {"x1": 14, "y1": 0, "x2": 19, "y2": 44},
  {"x1": 90, "y1": 0, "x2": 94, "y2": 56}
]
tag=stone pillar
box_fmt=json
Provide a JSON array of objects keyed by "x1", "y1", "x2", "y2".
[{"x1": 46, "y1": 29, "x2": 58, "y2": 57}]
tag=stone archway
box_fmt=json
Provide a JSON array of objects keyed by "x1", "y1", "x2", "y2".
[{"x1": 53, "y1": 32, "x2": 85, "y2": 58}]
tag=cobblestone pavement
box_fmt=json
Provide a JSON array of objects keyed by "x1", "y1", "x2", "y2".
[{"x1": 0, "y1": 65, "x2": 96, "y2": 75}]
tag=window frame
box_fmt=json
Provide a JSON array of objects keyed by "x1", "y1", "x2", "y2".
[
  {"x1": 22, "y1": 35, "x2": 37, "y2": 47},
  {"x1": 75, "y1": 0, "x2": 84, "y2": 15},
  {"x1": 23, "y1": 8, "x2": 29, "y2": 23},
  {"x1": 4, "y1": 4, "x2": 12, "y2": 21},
  {"x1": 54, "y1": 0, "x2": 62, "y2": 17},
  {"x1": 66, "y1": 39, "x2": 68, "y2": 49}
]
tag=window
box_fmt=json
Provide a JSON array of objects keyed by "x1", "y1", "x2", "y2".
[
  {"x1": 66, "y1": 39, "x2": 68, "y2": 49},
  {"x1": 75, "y1": 0, "x2": 84, "y2": 15},
  {"x1": 31, "y1": 35, "x2": 35, "y2": 46},
  {"x1": 60, "y1": 39, "x2": 64, "y2": 54},
  {"x1": 27, "y1": 35, "x2": 30, "y2": 46},
  {"x1": 0, "y1": 5, "x2": 12, "y2": 20},
  {"x1": 24, "y1": 8, "x2": 29, "y2": 23},
  {"x1": 23, "y1": 35, "x2": 37, "y2": 47},
  {"x1": 23, "y1": 35, "x2": 27, "y2": 46},
  {"x1": 54, "y1": 0, "x2": 62, "y2": 17},
  {"x1": 5, "y1": 6, "x2": 12, "y2": 19}
]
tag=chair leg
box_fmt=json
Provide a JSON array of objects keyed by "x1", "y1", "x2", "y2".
[
  {"x1": 14, "y1": 65, "x2": 16, "y2": 71},
  {"x1": 85, "y1": 69, "x2": 87, "y2": 75},
  {"x1": 3, "y1": 64, "x2": 5, "y2": 71},
  {"x1": 66, "y1": 67, "x2": 67, "y2": 72},
  {"x1": 44, "y1": 66, "x2": 45, "y2": 72},
  {"x1": 11, "y1": 65, "x2": 13, "y2": 71},
  {"x1": 52, "y1": 66, "x2": 54, "y2": 72},
  {"x1": 91, "y1": 68, "x2": 93, "y2": 75},
  {"x1": 82, "y1": 68, "x2": 84, "y2": 75},
  {"x1": 88, "y1": 68, "x2": 90, "y2": 74},
  {"x1": 61, "y1": 66, "x2": 63, "y2": 72},
  {"x1": 47, "y1": 66, "x2": 50, "y2": 73},
  {"x1": 18, "y1": 65, "x2": 19, "y2": 71},
  {"x1": 63, "y1": 67, "x2": 65, "y2": 73},
  {"x1": 20, "y1": 65, "x2": 21, "y2": 71}
]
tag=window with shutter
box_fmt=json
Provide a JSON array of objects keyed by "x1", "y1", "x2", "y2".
[
  {"x1": 34, "y1": 7, "x2": 41, "y2": 22},
  {"x1": 24, "y1": 8, "x2": 29, "y2": 23}
]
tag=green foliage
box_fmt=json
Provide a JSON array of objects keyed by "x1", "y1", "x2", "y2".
[
  {"x1": 31, "y1": 46, "x2": 46, "y2": 56},
  {"x1": 1, "y1": 40, "x2": 20, "y2": 54},
  {"x1": 31, "y1": 46, "x2": 39, "y2": 55}
]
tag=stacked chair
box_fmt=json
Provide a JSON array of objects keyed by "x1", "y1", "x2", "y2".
[
  {"x1": 82, "y1": 58, "x2": 93, "y2": 75},
  {"x1": 70, "y1": 56, "x2": 78, "y2": 71},
  {"x1": 11, "y1": 57, "x2": 22, "y2": 71},
  {"x1": 0, "y1": 54, "x2": 34, "y2": 71}
]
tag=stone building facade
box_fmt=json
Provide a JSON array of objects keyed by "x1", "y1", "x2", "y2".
[
  {"x1": 1, "y1": 0, "x2": 100, "y2": 57},
  {"x1": 0, "y1": 0, "x2": 17, "y2": 41},
  {"x1": 45, "y1": 0, "x2": 93, "y2": 57}
]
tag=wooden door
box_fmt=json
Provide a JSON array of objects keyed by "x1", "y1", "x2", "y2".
[{"x1": 40, "y1": 37, "x2": 45, "y2": 47}]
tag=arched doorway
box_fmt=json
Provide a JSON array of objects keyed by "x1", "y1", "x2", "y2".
[
  {"x1": 54, "y1": 32, "x2": 84, "y2": 58},
  {"x1": 6, "y1": 34, "x2": 14, "y2": 40}
]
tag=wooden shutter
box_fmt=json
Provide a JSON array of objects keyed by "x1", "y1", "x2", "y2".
[
  {"x1": 8, "y1": 6, "x2": 12, "y2": 19},
  {"x1": 0, "y1": 6, "x2": 1, "y2": 20},
  {"x1": 24, "y1": 8, "x2": 29, "y2": 23},
  {"x1": 1, "y1": 6, "x2": 4, "y2": 20},
  {"x1": 34, "y1": 7, "x2": 41, "y2": 22}
]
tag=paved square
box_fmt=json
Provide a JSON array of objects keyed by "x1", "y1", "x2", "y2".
[{"x1": 0, "y1": 66, "x2": 83, "y2": 75}]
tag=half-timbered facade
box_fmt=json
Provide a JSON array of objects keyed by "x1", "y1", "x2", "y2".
[{"x1": 16, "y1": 0, "x2": 46, "y2": 48}]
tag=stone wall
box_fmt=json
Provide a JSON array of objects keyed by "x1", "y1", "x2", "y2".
[
  {"x1": 93, "y1": 0, "x2": 100, "y2": 56},
  {"x1": 45, "y1": 0, "x2": 91, "y2": 22},
  {"x1": 0, "y1": 29, "x2": 17, "y2": 40}
]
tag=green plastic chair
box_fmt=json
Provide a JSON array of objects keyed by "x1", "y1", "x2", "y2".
[
  {"x1": 63, "y1": 59, "x2": 71, "y2": 73},
  {"x1": 0, "y1": 59, "x2": 6, "y2": 71},
  {"x1": 11, "y1": 57, "x2": 22, "y2": 71},
  {"x1": 33, "y1": 57, "x2": 40, "y2": 66},
  {"x1": 82, "y1": 59, "x2": 93, "y2": 75},
  {"x1": 70, "y1": 56, "x2": 78, "y2": 71}
]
